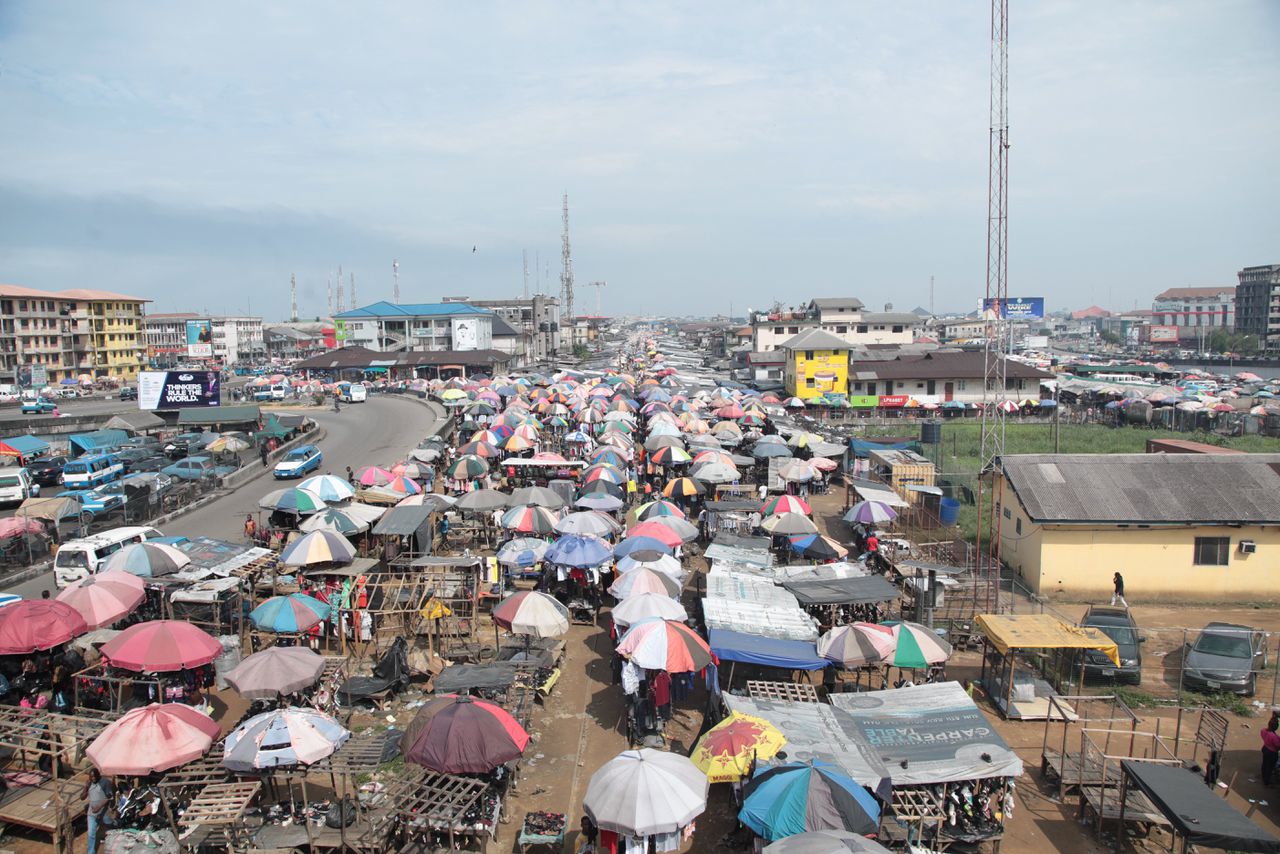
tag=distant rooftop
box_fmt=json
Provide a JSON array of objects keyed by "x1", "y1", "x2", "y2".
[
  {"x1": 809, "y1": 297, "x2": 865, "y2": 311},
  {"x1": 335, "y1": 301, "x2": 494, "y2": 319},
  {"x1": 1154, "y1": 287, "x2": 1235, "y2": 300},
  {"x1": 780, "y1": 328, "x2": 853, "y2": 351},
  {"x1": 0, "y1": 284, "x2": 150, "y2": 302}
]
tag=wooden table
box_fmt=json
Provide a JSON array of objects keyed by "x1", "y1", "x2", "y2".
[{"x1": 179, "y1": 780, "x2": 262, "y2": 831}]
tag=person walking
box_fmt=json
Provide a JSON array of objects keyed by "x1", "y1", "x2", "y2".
[
  {"x1": 82, "y1": 768, "x2": 115, "y2": 854},
  {"x1": 1262, "y1": 716, "x2": 1280, "y2": 786},
  {"x1": 259, "y1": 442, "x2": 269, "y2": 468},
  {"x1": 1110, "y1": 572, "x2": 1128, "y2": 608}
]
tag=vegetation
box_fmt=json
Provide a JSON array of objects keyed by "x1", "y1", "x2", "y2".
[
  {"x1": 1111, "y1": 686, "x2": 1254, "y2": 717},
  {"x1": 1206, "y1": 329, "x2": 1260, "y2": 355},
  {"x1": 572, "y1": 344, "x2": 591, "y2": 359},
  {"x1": 1099, "y1": 330, "x2": 1122, "y2": 345}
]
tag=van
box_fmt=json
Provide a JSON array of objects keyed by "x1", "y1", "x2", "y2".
[
  {"x1": 53, "y1": 525, "x2": 164, "y2": 587},
  {"x1": 338, "y1": 383, "x2": 367, "y2": 403},
  {"x1": 270, "y1": 383, "x2": 288, "y2": 400},
  {"x1": 61, "y1": 453, "x2": 124, "y2": 490},
  {"x1": 0, "y1": 467, "x2": 38, "y2": 505}
]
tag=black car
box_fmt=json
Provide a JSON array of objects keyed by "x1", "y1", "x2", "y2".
[
  {"x1": 114, "y1": 447, "x2": 155, "y2": 473},
  {"x1": 25, "y1": 455, "x2": 67, "y2": 487},
  {"x1": 128, "y1": 454, "x2": 170, "y2": 473},
  {"x1": 1079, "y1": 605, "x2": 1143, "y2": 685},
  {"x1": 118, "y1": 386, "x2": 138, "y2": 401},
  {"x1": 121, "y1": 436, "x2": 161, "y2": 451}
]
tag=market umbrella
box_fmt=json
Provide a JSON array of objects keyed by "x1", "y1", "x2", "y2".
[
  {"x1": 496, "y1": 537, "x2": 551, "y2": 567},
  {"x1": 789, "y1": 534, "x2": 848, "y2": 561},
  {"x1": 298, "y1": 474, "x2": 357, "y2": 502},
  {"x1": 555, "y1": 511, "x2": 620, "y2": 537},
  {"x1": 843, "y1": 501, "x2": 898, "y2": 525},
  {"x1": 763, "y1": 495, "x2": 811, "y2": 516},
  {"x1": 817, "y1": 623, "x2": 895, "y2": 668},
  {"x1": 615, "y1": 553, "x2": 686, "y2": 580},
  {"x1": 545, "y1": 534, "x2": 614, "y2": 568},
  {"x1": 608, "y1": 567, "x2": 681, "y2": 599},
  {"x1": 778, "y1": 460, "x2": 820, "y2": 483},
  {"x1": 739, "y1": 760, "x2": 881, "y2": 841},
  {"x1": 0, "y1": 516, "x2": 44, "y2": 539},
  {"x1": 616, "y1": 619, "x2": 712, "y2": 672},
  {"x1": 611, "y1": 593, "x2": 688, "y2": 628},
  {"x1": 280, "y1": 530, "x2": 357, "y2": 566},
  {"x1": 575, "y1": 493, "x2": 625, "y2": 512},
  {"x1": 55, "y1": 571, "x2": 144, "y2": 630},
  {"x1": 355, "y1": 466, "x2": 396, "y2": 487},
  {"x1": 500, "y1": 504, "x2": 560, "y2": 535},
  {"x1": 101, "y1": 542, "x2": 191, "y2": 578},
  {"x1": 251, "y1": 593, "x2": 330, "y2": 633},
  {"x1": 625, "y1": 522, "x2": 684, "y2": 548},
  {"x1": 447, "y1": 455, "x2": 490, "y2": 480},
  {"x1": 225, "y1": 646, "x2": 327, "y2": 699},
  {"x1": 752, "y1": 443, "x2": 794, "y2": 460},
  {"x1": 454, "y1": 488, "x2": 511, "y2": 512},
  {"x1": 259, "y1": 487, "x2": 327, "y2": 515},
  {"x1": 761, "y1": 513, "x2": 819, "y2": 536},
  {"x1": 584, "y1": 748, "x2": 709, "y2": 837},
  {"x1": 87, "y1": 703, "x2": 220, "y2": 776},
  {"x1": 763, "y1": 831, "x2": 892, "y2": 854},
  {"x1": 692, "y1": 713, "x2": 786, "y2": 783},
  {"x1": 643, "y1": 515, "x2": 699, "y2": 543},
  {"x1": 0, "y1": 600, "x2": 88, "y2": 654},
  {"x1": 631, "y1": 499, "x2": 686, "y2": 521},
  {"x1": 884, "y1": 621, "x2": 953, "y2": 668},
  {"x1": 691, "y1": 462, "x2": 740, "y2": 484},
  {"x1": 224, "y1": 708, "x2": 350, "y2": 771},
  {"x1": 391, "y1": 461, "x2": 432, "y2": 480},
  {"x1": 299, "y1": 507, "x2": 371, "y2": 536},
  {"x1": 101, "y1": 620, "x2": 223, "y2": 672},
  {"x1": 400, "y1": 694, "x2": 530, "y2": 773},
  {"x1": 509, "y1": 485, "x2": 566, "y2": 509},
  {"x1": 613, "y1": 536, "x2": 675, "y2": 558},
  {"x1": 492, "y1": 590, "x2": 570, "y2": 638},
  {"x1": 206, "y1": 435, "x2": 251, "y2": 454}
]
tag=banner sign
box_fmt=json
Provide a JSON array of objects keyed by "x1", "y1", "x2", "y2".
[
  {"x1": 848, "y1": 395, "x2": 879, "y2": 408},
  {"x1": 186, "y1": 320, "x2": 213, "y2": 358},
  {"x1": 138, "y1": 371, "x2": 220, "y2": 411},
  {"x1": 983, "y1": 297, "x2": 1044, "y2": 319},
  {"x1": 877, "y1": 395, "x2": 909, "y2": 408}
]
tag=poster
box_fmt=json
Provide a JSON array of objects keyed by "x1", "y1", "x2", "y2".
[
  {"x1": 451, "y1": 317, "x2": 478, "y2": 351},
  {"x1": 983, "y1": 297, "x2": 1045, "y2": 319},
  {"x1": 137, "y1": 371, "x2": 221, "y2": 410},
  {"x1": 186, "y1": 319, "x2": 214, "y2": 358},
  {"x1": 29, "y1": 365, "x2": 48, "y2": 388}
]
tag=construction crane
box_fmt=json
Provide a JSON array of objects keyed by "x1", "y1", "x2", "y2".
[
  {"x1": 587, "y1": 281, "x2": 606, "y2": 316},
  {"x1": 560, "y1": 193, "x2": 575, "y2": 323},
  {"x1": 976, "y1": 0, "x2": 1010, "y2": 613}
]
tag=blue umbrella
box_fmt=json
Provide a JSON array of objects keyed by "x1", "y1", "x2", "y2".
[
  {"x1": 224, "y1": 708, "x2": 349, "y2": 771},
  {"x1": 496, "y1": 537, "x2": 551, "y2": 567},
  {"x1": 740, "y1": 761, "x2": 881, "y2": 842},
  {"x1": 545, "y1": 534, "x2": 614, "y2": 568},
  {"x1": 251, "y1": 593, "x2": 330, "y2": 633},
  {"x1": 575, "y1": 493, "x2": 624, "y2": 512},
  {"x1": 613, "y1": 536, "x2": 675, "y2": 558}
]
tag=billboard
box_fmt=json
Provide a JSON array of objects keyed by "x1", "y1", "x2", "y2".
[
  {"x1": 29, "y1": 365, "x2": 48, "y2": 388},
  {"x1": 451, "y1": 317, "x2": 479, "y2": 351},
  {"x1": 186, "y1": 320, "x2": 213, "y2": 358},
  {"x1": 982, "y1": 297, "x2": 1045, "y2": 319},
  {"x1": 138, "y1": 371, "x2": 221, "y2": 411},
  {"x1": 1148, "y1": 325, "x2": 1179, "y2": 343},
  {"x1": 333, "y1": 319, "x2": 348, "y2": 342}
]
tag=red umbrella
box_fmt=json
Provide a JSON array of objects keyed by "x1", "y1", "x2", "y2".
[
  {"x1": 626, "y1": 521, "x2": 684, "y2": 548},
  {"x1": 100, "y1": 620, "x2": 223, "y2": 672},
  {"x1": 616, "y1": 619, "x2": 713, "y2": 673},
  {"x1": 400, "y1": 694, "x2": 530, "y2": 773},
  {"x1": 0, "y1": 600, "x2": 88, "y2": 654},
  {"x1": 87, "y1": 703, "x2": 220, "y2": 775},
  {"x1": 56, "y1": 571, "x2": 145, "y2": 630}
]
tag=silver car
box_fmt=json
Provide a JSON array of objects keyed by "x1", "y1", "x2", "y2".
[{"x1": 1182, "y1": 622, "x2": 1267, "y2": 696}]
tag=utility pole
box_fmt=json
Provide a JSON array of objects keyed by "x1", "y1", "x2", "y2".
[
  {"x1": 588, "y1": 281, "x2": 606, "y2": 316},
  {"x1": 349, "y1": 272, "x2": 356, "y2": 309},
  {"x1": 327, "y1": 276, "x2": 333, "y2": 316},
  {"x1": 290, "y1": 274, "x2": 298, "y2": 323},
  {"x1": 335, "y1": 265, "x2": 344, "y2": 314},
  {"x1": 393, "y1": 259, "x2": 400, "y2": 303},
  {"x1": 975, "y1": 0, "x2": 1010, "y2": 614},
  {"x1": 522, "y1": 250, "x2": 529, "y2": 299},
  {"x1": 930, "y1": 275, "x2": 935, "y2": 317},
  {"x1": 560, "y1": 193, "x2": 575, "y2": 324}
]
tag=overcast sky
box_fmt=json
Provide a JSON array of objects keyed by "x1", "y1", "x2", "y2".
[{"x1": 1, "y1": 2, "x2": 1276, "y2": 320}]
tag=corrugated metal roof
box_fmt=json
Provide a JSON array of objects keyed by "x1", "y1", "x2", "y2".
[
  {"x1": 335, "y1": 301, "x2": 492, "y2": 319},
  {"x1": 177, "y1": 405, "x2": 261, "y2": 425},
  {"x1": 1002, "y1": 453, "x2": 1280, "y2": 524}
]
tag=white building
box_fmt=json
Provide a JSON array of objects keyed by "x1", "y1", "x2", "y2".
[
  {"x1": 210, "y1": 316, "x2": 265, "y2": 364},
  {"x1": 442, "y1": 294, "x2": 561, "y2": 365},
  {"x1": 142, "y1": 313, "x2": 265, "y2": 366},
  {"x1": 751, "y1": 299, "x2": 920, "y2": 352},
  {"x1": 334, "y1": 301, "x2": 495, "y2": 353},
  {"x1": 1151, "y1": 287, "x2": 1235, "y2": 333}
]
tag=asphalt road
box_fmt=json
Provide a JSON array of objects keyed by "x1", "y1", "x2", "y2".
[{"x1": 2, "y1": 394, "x2": 439, "y2": 599}]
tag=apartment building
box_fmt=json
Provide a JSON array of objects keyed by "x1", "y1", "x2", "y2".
[
  {"x1": 333, "y1": 301, "x2": 495, "y2": 352},
  {"x1": 0, "y1": 285, "x2": 150, "y2": 385},
  {"x1": 144, "y1": 314, "x2": 266, "y2": 366},
  {"x1": 750, "y1": 298, "x2": 920, "y2": 352},
  {"x1": 1236, "y1": 264, "x2": 1280, "y2": 352}
]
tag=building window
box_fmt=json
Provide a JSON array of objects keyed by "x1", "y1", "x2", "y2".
[
  {"x1": 774, "y1": 326, "x2": 783, "y2": 334},
  {"x1": 805, "y1": 377, "x2": 815, "y2": 387},
  {"x1": 1193, "y1": 537, "x2": 1230, "y2": 566},
  {"x1": 804, "y1": 350, "x2": 814, "y2": 360},
  {"x1": 893, "y1": 325, "x2": 904, "y2": 333},
  {"x1": 788, "y1": 326, "x2": 799, "y2": 334},
  {"x1": 857, "y1": 325, "x2": 868, "y2": 333},
  {"x1": 957, "y1": 380, "x2": 966, "y2": 390},
  {"x1": 1015, "y1": 518, "x2": 1022, "y2": 535},
  {"x1": 1002, "y1": 507, "x2": 1011, "y2": 520},
  {"x1": 836, "y1": 325, "x2": 847, "y2": 333}
]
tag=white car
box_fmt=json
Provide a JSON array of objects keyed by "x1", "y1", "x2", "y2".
[{"x1": 273, "y1": 444, "x2": 323, "y2": 479}]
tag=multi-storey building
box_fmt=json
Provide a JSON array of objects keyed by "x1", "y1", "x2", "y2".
[
  {"x1": 1150, "y1": 287, "x2": 1235, "y2": 337},
  {"x1": 442, "y1": 295, "x2": 562, "y2": 364},
  {"x1": 144, "y1": 314, "x2": 265, "y2": 366},
  {"x1": 750, "y1": 298, "x2": 920, "y2": 352},
  {"x1": 0, "y1": 285, "x2": 149, "y2": 384},
  {"x1": 333, "y1": 301, "x2": 495, "y2": 353},
  {"x1": 143, "y1": 312, "x2": 197, "y2": 367},
  {"x1": 1236, "y1": 264, "x2": 1280, "y2": 352}
]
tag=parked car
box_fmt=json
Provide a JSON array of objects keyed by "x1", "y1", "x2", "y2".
[
  {"x1": 119, "y1": 387, "x2": 138, "y2": 401},
  {"x1": 121, "y1": 436, "x2": 161, "y2": 451},
  {"x1": 26, "y1": 455, "x2": 68, "y2": 487},
  {"x1": 114, "y1": 447, "x2": 156, "y2": 473},
  {"x1": 128, "y1": 454, "x2": 171, "y2": 473},
  {"x1": 57, "y1": 488, "x2": 127, "y2": 518},
  {"x1": 20, "y1": 398, "x2": 57, "y2": 415},
  {"x1": 0, "y1": 467, "x2": 39, "y2": 505},
  {"x1": 161, "y1": 457, "x2": 218, "y2": 482},
  {"x1": 1183, "y1": 622, "x2": 1266, "y2": 696},
  {"x1": 164, "y1": 433, "x2": 214, "y2": 459},
  {"x1": 273, "y1": 445, "x2": 323, "y2": 479},
  {"x1": 1078, "y1": 605, "x2": 1143, "y2": 685},
  {"x1": 99, "y1": 473, "x2": 174, "y2": 507}
]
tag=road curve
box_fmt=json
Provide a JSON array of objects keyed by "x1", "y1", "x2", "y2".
[{"x1": 2, "y1": 394, "x2": 440, "y2": 599}]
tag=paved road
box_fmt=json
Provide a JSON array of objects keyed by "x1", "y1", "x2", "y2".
[{"x1": 2, "y1": 394, "x2": 439, "y2": 599}]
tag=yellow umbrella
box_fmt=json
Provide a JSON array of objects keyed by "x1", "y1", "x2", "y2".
[{"x1": 692, "y1": 713, "x2": 786, "y2": 783}]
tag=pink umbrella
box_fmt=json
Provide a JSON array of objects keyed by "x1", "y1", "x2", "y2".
[
  {"x1": 55, "y1": 571, "x2": 145, "y2": 630},
  {"x1": 87, "y1": 703, "x2": 220, "y2": 775},
  {"x1": 0, "y1": 516, "x2": 44, "y2": 539},
  {"x1": 101, "y1": 620, "x2": 223, "y2": 672},
  {"x1": 625, "y1": 521, "x2": 684, "y2": 548},
  {"x1": 0, "y1": 601, "x2": 88, "y2": 654},
  {"x1": 356, "y1": 466, "x2": 395, "y2": 487}
]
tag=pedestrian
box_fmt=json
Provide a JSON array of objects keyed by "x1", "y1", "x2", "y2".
[
  {"x1": 865, "y1": 532, "x2": 880, "y2": 572},
  {"x1": 259, "y1": 442, "x2": 269, "y2": 467},
  {"x1": 1111, "y1": 572, "x2": 1128, "y2": 608},
  {"x1": 346, "y1": 465, "x2": 355, "y2": 485},
  {"x1": 243, "y1": 514, "x2": 257, "y2": 543},
  {"x1": 40, "y1": 590, "x2": 50, "y2": 600},
  {"x1": 1262, "y1": 716, "x2": 1280, "y2": 786},
  {"x1": 82, "y1": 768, "x2": 115, "y2": 854}
]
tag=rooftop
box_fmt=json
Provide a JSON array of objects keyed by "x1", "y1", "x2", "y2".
[
  {"x1": 780, "y1": 328, "x2": 852, "y2": 351},
  {"x1": 1154, "y1": 287, "x2": 1235, "y2": 300},
  {"x1": 809, "y1": 297, "x2": 865, "y2": 311},
  {"x1": 0, "y1": 284, "x2": 150, "y2": 303},
  {"x1": 335, "y1": 301, "x2": 494, "y2": 319},
  {"x1": 851, "y1": 351, "x2": 1052, "y2": 381},
  {"x1": 1001, "y1": 453, "x2": 1280, "y2": 525}
]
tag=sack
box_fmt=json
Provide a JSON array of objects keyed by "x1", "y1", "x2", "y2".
[{"x1": 325, "y1": 796, "x2": 356, "y2": 829}]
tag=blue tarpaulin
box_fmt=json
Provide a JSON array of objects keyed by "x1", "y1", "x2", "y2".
[
  {"x1": 848, "y1": 438, "x2": 920, "y2": 458},
  {"x1": 0, "y1": 435, "x2": 50, "y2": 461},
  {"x1": 68, "y1": 429, "x2": 129, "y2": 456},
  {"x1": 708, "y1": 629, "x2": 829, "y2": 671}
]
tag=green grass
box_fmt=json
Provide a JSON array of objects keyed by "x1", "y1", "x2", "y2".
[
  {"x1": 1111, "y1": 685, "x2": 1255, "y2": 717},
  {"x1": 855, "y1": 421, "x2": 1280, "y2": 543}
]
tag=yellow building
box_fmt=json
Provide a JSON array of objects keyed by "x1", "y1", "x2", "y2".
[
  {"x1": 59, "y1": 289, "x2": 151, "y2": 380},
  {"x1": 781, "y1": 328, "x2": 850, "y2": 401},
  {"x1": 995, "y1": 453, "x2": 1280, "y2": 602}
]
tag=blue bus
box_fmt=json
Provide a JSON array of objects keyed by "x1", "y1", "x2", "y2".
[{"x1": 60, "y1": 453, "x2": 124, "y2": 490}]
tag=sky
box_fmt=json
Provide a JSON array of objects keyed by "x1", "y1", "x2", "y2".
[{"x1": 1, "y1": 2, "x2": 1277, "y2": 321}]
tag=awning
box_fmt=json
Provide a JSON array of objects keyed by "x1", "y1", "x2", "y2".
[
  {"x1": 708, "y1": 629, "x2": 828, "y2": 671},
  {"x1": 976, "y1": 613, "x2": 1119, "y2": 665},
  {"x1": 69, "y1": 429, "x2": 129, "y2": 456},
  {"x1": 782, "y1": 575, "x2": 902, "y2": 606},
  {"x1": 1121, "y1": 760, "x2": 1280, "y2": 853},
  {"x1": 255, "y1": 413, "x2": 291, "y2": 439},
  {"x1": 178, "y1": 404, "x2": 261, "y2": 426},
  {"x1": 372, "y1": 506, "x2": 435, "y2": 536},
  {"x1": 0, "y1": 435, "x2": 50, "y2": 459},
  {"x1": 104, "y1": 411, "x2": 166, "y2": 433},
  {"x1": 848, "y1": 479, "x2": 909, "y2": 509}
]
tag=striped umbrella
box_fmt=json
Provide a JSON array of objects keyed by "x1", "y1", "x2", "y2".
[
  {"x1": 545, "y1": 534, "x2": 614, "y2": 568},
  {"x1": 632, "y1": 499, "x2": 686, "y2": 521},
  {"x1": 662, "y1": 477, "x2": 705, "y2": 498},
  {"x1": 280, "y1": 531, "x2": 356, "y2": 566},
  {"x1": 843, "y1": 501, "x2": 898, "y2": 525},
  {"x1": 608, "y1": 567, "x2": 681, "y2": 599},
  {"x1": 817, "y1": 623, "x2": 895, "y2": 668},
  {"x1": 778, "y1": 460, "x2": 820, "y2": 483},
  {"x1": 298, "y1": 475, "x2": 356, "y2": 502},
  {"x1": 496, "y1": 537, "x2": 551, "y2": 567},
  {"x1": 224, "y1": 708, "x2": 350, "y2": 771},
  {"x1": 691, "y1": 462, "x2": 740, "y2": 484},
  {"x1": 447, "y1": 455, "x2": 490, "y2": 480},
  {"x1": 555, "y1": 511, "x2": 621, "y2": 537},
  {"x1": 650, "y1": 446, "x2": 692, "y2": 467},
  {"x1": 884, "y1": 621, "x2": 953, "y2": 669},
  {"x1": 761, "y1": 513, "x2": 818, "y2": 536},
  {"x1": 355, "y1": 466, "x2": 396, "y2": 487},
  {"x1": 101, "y1": 542, "x2": 191, "y2": 578},
  {"x1": 612, "y1": 593, "x2": 688, "y2": 628},
  {"x1": 493, "y1": 591, "x2": 570, "y2": 638},
  {"x1": 391, "y1": 461, "x2": 432, "y2": 480},
  {"x1": 616, "y1": 619, "x2": 712, "y2": 673},
  {"x1": 739, "y1": 760, "x2": 880, "y2": 841},
  {"x1": 763, "y1": 495, "x2": 811, "y2": 516},
  {"x1": 259, "y1": 487, "x2": 327, "y2": 515},
  {"x1": 383, "y1": 476, "x2": 423, "y2": 496},
  {"x1": 625, "y1": 521, "x2": 684, "y2": 548},
  {"x1": 299, "y1": 507, "x2": 371, "y2": 535},
  {"x1": 504, "y1": 434, "x2": 535, "y2": 452},
  {"x1": 251, "y1": 593, "x2": 331, "y2": 633},
  {"x1": 642, "y1": 515, "x2": 699, "y2": 543},
  {"x1": 401, "y1": 694, "x2": 531, "y2": 774},
  {"x1": 458, "y1": 440, "x2": 501, "y2": 458},
  {"x1": 500, "y1": 504, "x2": 560, "y2": 535},
  {"x1": 613, "y1": 537, "x2": 675, "y2": 559},
  {"x1": 788, "y1": 534, "x2": 848, "y2": 561}
]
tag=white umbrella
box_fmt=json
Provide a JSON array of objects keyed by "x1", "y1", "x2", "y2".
[
  {"x1": 692, "y1": 462, "x2": 739, "y2": 484},
  {"x1": 616, "y1": 553, "x2": 687, "y2": 582},
  {"x1": 764, "y1": 831, "x2": 893, "y2": 854},
  {"x1": 555, "y1": 511, "x2": 622, "y2": 537},
  {"x1": 611, "y1": 593, "x2": 688, "y2": 628},
  {"x1": 584, "y1": 749, "x2": 708, "y2": 836},
  {"x1": 761, "y1": 512, "x2": 819, "y2": 535},
  {"x1": 343, "y1": 502, "x2": 389, "y2": 524},
  {"x1": 778, "y1": 460, "x2": 819, "y2": 483}
]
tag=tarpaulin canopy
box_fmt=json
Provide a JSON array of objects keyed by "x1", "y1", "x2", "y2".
[
  {"x1": 847, "y1": 479, "x2": 909, "y2": 509},
  {"x1": 976, "y1": 614, "x2": 1119, "y2": 665},
  {"x1": 709, "y1": 629, "x2": 828, "y2": 671},
  {"x1": 69, "y1": 429, "x2": 128, "y2": 456},
  {"x1": 372, "y1": 505, "x2": 435, "y2": 536},
  {"x1": 849, "y1": 439, "x2": 919, "y2": 458},
  {"x1": 783, "y1": 576, "x2": 902, "y2": 607},
  {"x1": 432, "y1": 663, "x2": 520, "y2": 693},
  {"x1": 179, "y1": 404, "x2": 260, "y2": 426},
  {"x1": 0, "y1": 435, "x2": 50, "y2": 460},
  {"x1": 1121, "y1": 760, "x2": 1280, "y2": 853},
  {"x1": 829, "y1": 682, "x2": 1023, "y2": 785},
  {"x1": 255, "y1": 413, "x2": 292, "y2": 438},
  {"x1": 104, "y1": 411, "x2": 165, "y2": 433}
]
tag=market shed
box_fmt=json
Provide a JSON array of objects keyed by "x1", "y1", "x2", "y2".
[
  {"x1": 104, "y1": 411, "x2": 166, "y2": 434},
  {"x1": 0, "y1": 435, "x2": 50, "y2": 464},
  {"x1": 783, "y1": 575, "x2": 901, "y2": 607},
  {"x1": 708, "y1": 629, "x2": 828, "y2": 674},
  {"x1": 1120, "y1": 760, "x2": 1280, "y2": 853}
]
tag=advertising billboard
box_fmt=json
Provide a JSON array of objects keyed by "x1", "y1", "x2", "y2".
[
  {"x1": 333, "y1": 319, "x2": 348, "y2": 342},
  {"x1": 451, "y1": 317, "x2": 479, "y2": 351},
  {"x1": 186, "y1": 320, "x2": 213, "y2": 358},
  {"x1": 137, "y1": 371, "x2": 221, "y2": 411},
  {"x1": 982, "y1": 297, "x2": 1045, "y2": 319},
  {"x1": 1148, "y1": 325, "x2": 1179, "y2": 343},
  {"x1": 29, "y1": 365, "x2": 48, "y2": 388}
]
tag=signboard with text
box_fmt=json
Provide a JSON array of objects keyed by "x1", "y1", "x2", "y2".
[
  {"x1": 138, "y1": 371, "x2": 221, "y2": 411},
  {"x1": 186, "y1": 320, "x2": 214, "y2": 358},
  {"x1": 982, "y1": 297, "x2": 1045, "y2": 319},
  {"x1": 30, "y1": 365, "x2": 48, "y2": 389}
]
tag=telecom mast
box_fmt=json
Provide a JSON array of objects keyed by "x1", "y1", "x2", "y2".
[
  {"x1": 290, "y1": 274, "x2": 298, "y2": 322},
  {"x1": 559, "y1": 194, "x2": 575, "y2": 323},
  {"x1": 335, "y1": 265, "x2": 345, "y2": 314},
  {"x1": 327, "y1": 276, "x2": 333, "y2": 316},
  {"x1": 976, "y1": 0, "x2": 1010, "y2": 613},
  {"x1": 349, "y1": 272, "x2": 356, "y2": 309},
  {"x1": 522, "y1": 250, "x2": 529, "y2": 299},
  {"x1": 588, "y1": 281, "x2": 607, "y2": 316},
  {"x1": 392, "y1": 259, "x2": 400, "y2": 303}
]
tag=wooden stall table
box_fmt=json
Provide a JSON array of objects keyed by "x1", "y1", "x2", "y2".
[
  {"x1": 178, "y1": 779, "x2": 262, "y2": 849},
  {"x1": 392, "y1": 772, "x2": 490, "y2": 849},
  {"x1": 0, "y1": 771, "x2": 92, "y2": 854},
  {"x1": 747, "y1": 680, "x2": 819, "y2": 703}
]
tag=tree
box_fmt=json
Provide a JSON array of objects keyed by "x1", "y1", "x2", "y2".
[{"x1": 1099, "y1": 330, "x2": 1122, "y2": 345}]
